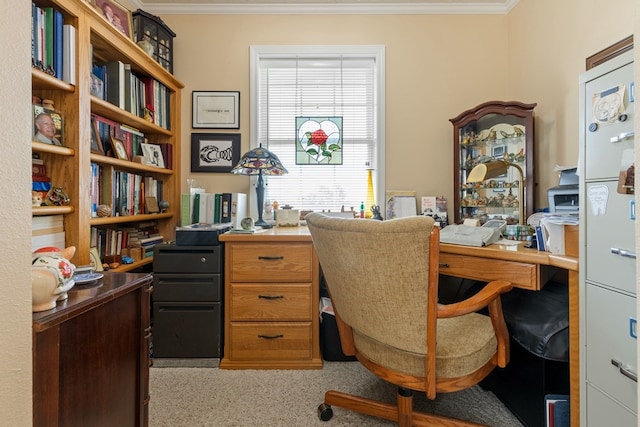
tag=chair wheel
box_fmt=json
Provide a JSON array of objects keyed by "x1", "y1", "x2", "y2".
[{"x1": 318, "y1": 403, "x2": 333, "y2": 421}]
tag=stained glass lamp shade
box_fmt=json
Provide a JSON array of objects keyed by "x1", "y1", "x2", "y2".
[{"x1": 231, "y1": 144, "x2": 288, "y2": 228}]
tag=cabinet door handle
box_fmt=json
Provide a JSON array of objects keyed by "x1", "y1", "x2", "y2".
[
  {"x1": 258, "y1": 334, "x2": 284, "y2": 340},
  {"x1": 258, "y1": 256, "x2": 284, "y2": 261},
  {"x1": 611, "y1": 358, "x2": 638, "y2": 382},
  {"x1": 610, "y1": 131, "x2": 635, "y2": 143},
  {"x1": 439, "y1": 263, "x2": 450, "y2": 268},
  {"x1": 258, "y1": 294, "x2": 284, "y2": 300},
  {"x1": 610, "y1": 247, "x2": 637, "y2": 259}
]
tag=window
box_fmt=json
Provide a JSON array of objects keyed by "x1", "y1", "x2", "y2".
[{"x1": 250, "y1": 45, "x2": 385, "y2": 214}]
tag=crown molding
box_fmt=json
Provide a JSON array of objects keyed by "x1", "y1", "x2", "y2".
[{"x1": 130, "y1": 1, "x2": 519, "y2": 15}]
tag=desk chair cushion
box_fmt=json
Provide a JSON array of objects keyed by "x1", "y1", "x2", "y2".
[{"x1": 354, "y1": 314, "x2": 497, "y2": 379}]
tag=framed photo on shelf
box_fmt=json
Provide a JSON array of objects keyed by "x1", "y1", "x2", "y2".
[
  {"x1": 385, "y1": 190, "x2": 417, "y2": 220},
  {"x1": 140, "y1": 142, "x2": 165, "y2": 168},
  {"x1": 145, "y1": 196, "x2": 160, "y2": 214},
  {"x1": 90, "y1": 117, "x2": 104, "y2": 154},
  {"x1": 33, "y1": 104, "x2": 63, "y2": 146},
  {"x1": 93, "y1": 0, "x2": 133, "y2": 40},
  {"x1": 191, "y1": 133, "x2": 240, "y2": 173},
  {"x1": 111, "y1": 136, "x2": 129, "y2": 160},
  {"x1": 192, "y1": 91, "x2": 240, "y2": 129}
]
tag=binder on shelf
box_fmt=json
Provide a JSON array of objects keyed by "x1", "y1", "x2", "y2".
[
  {"x1": 104, "y1": 60, "x2": 126, "y2": 110},
  {"x1": 62, "y1": 24, "x2": 76, "y2": 84},
  {"x1": 221, "y1": 193, "x2": 232, "y2": 223},
  {"x1": 52, "y1": 9, "x2": 63, "y2": 80}
]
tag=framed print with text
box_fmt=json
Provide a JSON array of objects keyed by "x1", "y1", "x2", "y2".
[
  {"x1": 192, "y1": 91, "x2": 240, "y2": 129},
  {"x1": 191, "y1": 133, "x2": 240, "y2": 173}
]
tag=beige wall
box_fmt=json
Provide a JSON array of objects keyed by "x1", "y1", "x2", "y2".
[
  {"x1": 165, "y1": 13, "x2": 508, "y2": 205},
  {"x1": 0, "y1": 0, "x2": 35, "y2": 424},
  {"x1": 163, "y1": 0, "x2": 636, "y2": 214}
]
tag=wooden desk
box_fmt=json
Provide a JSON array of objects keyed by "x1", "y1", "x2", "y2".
[{"x1": 440, "y1": 242, "x2": 579, "y2": 427}]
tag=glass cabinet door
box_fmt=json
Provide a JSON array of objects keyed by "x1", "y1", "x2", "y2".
[{"x1": 450, "y1": 101, "x2": 536, "y2": 224}]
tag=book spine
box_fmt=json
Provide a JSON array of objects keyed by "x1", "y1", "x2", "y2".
[
  {"x1": 62, "y1": 24, "x2": 76, "y2": 84},
  {"x1": 53, "y1": 9, "x2": 63, "y2": 79},
  {"x1": 43, "y1": 7, "x2": 54, "y2": 68},
  {"x1": 181, "y1": 193, "x2": 192, "y2": 226}
]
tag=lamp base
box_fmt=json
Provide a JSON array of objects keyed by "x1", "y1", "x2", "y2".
[{"x1": 255, "y1": 219, "x2": 272, "y2": 229}]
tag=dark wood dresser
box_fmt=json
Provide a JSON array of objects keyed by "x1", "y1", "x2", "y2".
[{"x1": 33, "y1": 272, "x2": 152, "y2": 426}]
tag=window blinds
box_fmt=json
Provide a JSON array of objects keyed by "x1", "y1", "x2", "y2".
[{"x1": 257, "y1": 55, "x2": 378, "y2": 213}]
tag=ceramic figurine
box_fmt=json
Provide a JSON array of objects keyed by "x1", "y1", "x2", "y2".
[{"x1": 31, "y1": 246, "x2": 76, "y2": 312}]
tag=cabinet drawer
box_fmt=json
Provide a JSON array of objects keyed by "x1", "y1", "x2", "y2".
[
  {"x1": 228, "y1": 243, "x2": 313, "y2": 282},
  {"x1": 585, "y1": 283, "x2": 637, "y2": 412},
  {"x1": 584, "y1": 61, "x2": 635, "y2": 181},
  {"x1": 153, "y1": 274, "x2": 221, "y2": 302},
  {"x1": 439, "y1": 253, "x2": 539, "y2": 290},
  {"x1": 230, "y1": 284, "x2": 312, "y2": 321},
  {"x1": 153, "y1": 245, "x2": 221, "y2": 274},
  {"x1": 227, "y1": 322, "x2": 312, "y2": 361},
  {"x1": 584, "y1": 181, "x2": 636, "y2": 294},
  {"x1": 587, "y1": 384, "x2": 637, "y2": 426}
]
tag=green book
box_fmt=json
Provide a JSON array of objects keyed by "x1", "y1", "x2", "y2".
[
  {"x1": 43, "y1": 7, "x2": 54, "y2": 68},
  {"x1": 192, "y1": 193, "x2": 201, "y2": 224},
  {"x1": 181, "y1": 193, "x2": 191, "y2": 226},
  {"x1": 214, "y1": 194, "x2": 222, "y2": 223}
]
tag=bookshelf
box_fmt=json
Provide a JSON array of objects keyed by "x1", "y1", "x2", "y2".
[{"x1": 31, "y1": 0, "x2": 183, "y2": 272}]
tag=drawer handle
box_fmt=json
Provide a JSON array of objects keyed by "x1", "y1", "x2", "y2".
[
  {"x1": 258, "y1": 334, "x2": 284, "y2": 340},
  {"x1": 258, "y1": 256, "x2": 285, "y2": 261},
  {"x1": 610, "y1": 131, "x2": 635, "y2": 143},
  {"x1": 611, "y1": 358, "x2": 638, "y2": 383},
  {"x1": 610, "y1": 247, "x2": 637, "y2": 259},
  {"x1": 439, "y1": 263, "x2": 450, "y2": 268},
  {"x1": 258, "y1": 294, "x2": 284, "y2": 300}
]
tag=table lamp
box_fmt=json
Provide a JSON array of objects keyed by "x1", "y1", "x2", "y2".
[
  {"x1": 231, "y1": 144, "x2": 288, "y2": 228},
  {"x1": 466, "y1": 159, "x2": 524, "y2": 225}
]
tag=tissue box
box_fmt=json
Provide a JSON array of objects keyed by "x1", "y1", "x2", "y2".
[{"x1": 276, "y1": 209, "x2": 300, "y2": 227}]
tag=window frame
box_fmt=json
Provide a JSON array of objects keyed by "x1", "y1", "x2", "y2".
[{"x1": 249, "y1": 45, "x2": 386, "y2": 218}]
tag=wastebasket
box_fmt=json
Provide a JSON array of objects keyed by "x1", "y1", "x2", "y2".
[{"x1": 319, "y1": 276, "x2": 356, "y2": 362}]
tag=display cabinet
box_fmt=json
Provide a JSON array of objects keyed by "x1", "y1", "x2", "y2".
[{"x1": 450, "y1": 101, "x2": 536, "y2": 224}]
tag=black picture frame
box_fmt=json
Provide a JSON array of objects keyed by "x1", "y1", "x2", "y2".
[
  {"x1": 191, "y1": 133, "x2": 240, "y2": 173},
  {"x1": 192, "y1": 91, "x2": 240, "y2": 129}
]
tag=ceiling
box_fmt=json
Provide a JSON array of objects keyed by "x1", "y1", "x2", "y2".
[{"x1": 132, "y1": 0, "x2": 520, "y2": 15}]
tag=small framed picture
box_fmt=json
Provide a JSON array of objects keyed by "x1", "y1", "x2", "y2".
[
  {"x1": 145, "y1": 196, "x2": 160, "y2": 214},
  {"x1": 140, "y1": 142, "x2": 165, "y2": 168},
  {"x1": 33, "y1": 105, "x2": 63, "y2": 146},
  {"x1": 111, "y1": 137, "x2": 128, "y2": 160},
  {"x1": 192, "y1": 91, "x2": 240, "y2": 129},
  {"x1": 191, "y1": 133, "x2": 240, "y2": 173},
  {"x1": 93, "y1": 0, "x2": 133, "y2": 40},
  {"x1": 90, "y1": 117, "x2": 104, "y2": 154}
]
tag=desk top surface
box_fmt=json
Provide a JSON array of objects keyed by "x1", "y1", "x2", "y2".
[{"x1": 218, "y1": 225, "x2": 578, "y2": 271}]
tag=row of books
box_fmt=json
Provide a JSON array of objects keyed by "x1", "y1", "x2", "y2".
[
  {"x1": 90, "y1": 163, "x2": 164, "y2": 218},
  {"x1": 181, "y1": 192, "x2": 247, "y2": 228},
  {"x1": 92, "y1": 113, "x2": 173, "y2": 168},
  {"x1": 92, "y1": 60, "x2": 171, "y2": 130},
  {"x1": 31, "y1": 3, "x2": 75, "y2": 84},
  {"x1": 32, "y1": 215, "x2": 65, "y2": 252},
  {"x1": 91, "y1": 221, "x2": 162, "y2": 259}
]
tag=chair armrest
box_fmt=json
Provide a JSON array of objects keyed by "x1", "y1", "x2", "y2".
[{"x1": 436, "y1": 280, "x2": 512, "y2": 319}]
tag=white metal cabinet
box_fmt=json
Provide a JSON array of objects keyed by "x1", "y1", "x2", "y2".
[{"x1": 579, "y1": 49, "x2": 637, "y2": 426}]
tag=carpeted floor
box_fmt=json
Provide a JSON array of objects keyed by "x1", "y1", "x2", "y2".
[{"x1": 149, "y1": 360, "x2": 524, "y2": 426}]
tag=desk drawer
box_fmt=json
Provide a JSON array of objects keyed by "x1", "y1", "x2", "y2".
[
  {"x1": 227, "y1": 322, "x2": 312, "y2": 361},
  {"x1": 228, "y1": 243, "x2": 313, "y2": 282},
  {"x1": 439, "y1": 253, "x2": 538, "y2": 290},
  {"x1": 230, "y1": 284, "x2": 312, "y2": 321}
]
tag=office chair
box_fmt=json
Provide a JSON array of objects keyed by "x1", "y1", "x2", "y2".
[{"x1": 306, "y1": 213, "x2": 513, "y2": 427}]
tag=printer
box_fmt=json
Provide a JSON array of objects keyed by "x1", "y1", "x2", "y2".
[{"x1": 547, "y1": 168, "x2": 579, "y2": 213}]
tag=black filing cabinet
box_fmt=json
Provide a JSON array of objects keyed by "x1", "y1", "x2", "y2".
[{"x1": 152, "y1": 244, "x2": 222, "y2": 358}]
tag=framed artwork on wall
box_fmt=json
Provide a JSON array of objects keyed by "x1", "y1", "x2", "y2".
[
  {"x1": 192, "y1": 91, "x2": 240, "y2": 129},
  {"x1": 191, "y1": 133, "x2": 240, "y2": 173}
]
